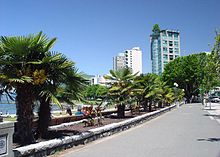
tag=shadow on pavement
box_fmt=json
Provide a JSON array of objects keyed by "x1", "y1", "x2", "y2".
[
  {"x1": 197, "y1": 137, "x2": 220, "y2": 142},
  {"x1": 203, "y1": 114, "x2": 220, "y2": 118},
  {"x1": 203, "y1": 108, "x2": 217, "y2": 111}
]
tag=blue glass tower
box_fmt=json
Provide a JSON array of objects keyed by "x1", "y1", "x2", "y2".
[{"x1": 150, "y1": 29, "x2": 180, "y2": 75}]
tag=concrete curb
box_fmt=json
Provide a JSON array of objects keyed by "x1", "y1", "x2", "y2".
[{"x1": 13, "y1": 104, "x2": 179, "y2": 157}]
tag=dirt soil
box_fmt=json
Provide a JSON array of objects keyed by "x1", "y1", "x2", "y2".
[
  {"x1": 13, "y1": 110, "x2": 148, "y2": 148},
  {"x1": 45, "y1": 112, "x2": 144, "y2": 139}
]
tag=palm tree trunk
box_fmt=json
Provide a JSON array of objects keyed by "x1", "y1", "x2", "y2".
[
  {"x1": 15, "y1": 84, "x2": 35, "y2": 145},
  {"x1": 117, "y1": 104, "x2": 125, "y2": 118},
  {"x1": 143, "y1": 99, "x2": 147, "y2": 112},
  {"x1": 136, "y1": 101, "x2": 140, "y2": 114},
  {"x1": 149, "y1": 101, "x2": 152, "y2": 112},
  {"x1": 36, "y1": 96, "x2": 51, "y2": 139},
  {"x1": 158, "y1": 101, "x2": 163, "y2": 108}
]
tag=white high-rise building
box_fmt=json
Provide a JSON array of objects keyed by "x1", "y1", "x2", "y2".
[
  {"x1": 113, "y1": 47, "x2": 142, "y2": 75},
  {"x1": 113, "y1": 53, "x2": 126, "y2": 71}
]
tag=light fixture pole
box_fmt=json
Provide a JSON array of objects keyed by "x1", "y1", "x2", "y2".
[{"x1": 174, "y1": 82, "x2": 179, "y2": 107}]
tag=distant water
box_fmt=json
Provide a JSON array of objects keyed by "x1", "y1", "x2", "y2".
[{"x1": 0, "y1": 103, "x2": 62, "y2": 115}]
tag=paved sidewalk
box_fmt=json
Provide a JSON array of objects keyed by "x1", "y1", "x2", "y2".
[
  {"x1": 204, "y1": 102, "x2": 220, "y2": 125},
  {"x1": 56, "y1": 103, "x2": 220, "y2": 157}
]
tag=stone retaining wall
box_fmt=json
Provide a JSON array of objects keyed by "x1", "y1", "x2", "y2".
[{"x1": 13, "y1": 104, "x2": 178, "y2": 157}]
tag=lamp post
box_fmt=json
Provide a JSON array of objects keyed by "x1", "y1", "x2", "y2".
[
  {"x1": 182, "y1": 89, "x2": 185, "y2": 104},
  {"x1": 174, "y1": 82, "x2": 179, "y2": 107}
]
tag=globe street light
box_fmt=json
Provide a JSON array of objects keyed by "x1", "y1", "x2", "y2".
[{"x1": 174, "y1": 82, "x2": 178, "y2": 88}]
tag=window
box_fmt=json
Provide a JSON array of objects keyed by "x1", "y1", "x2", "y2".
[
  {"x1": 163, "y1": 47, "x2": 168, "y2": 53},
  {"x1": 174, "y1": 33, "x2": 178, "y2": 38},
  {"x1": 175, "y1": 48, "x2": 179, "y2": 53},
  {"x1": 163, "y1": 60, "x2": 168, "y2": 65},
  {"x1": 162, "y1": 40, "x2": 167, "y2": 46},
  {"x1": 162, "y1": 40, "x2": 167, "y2": 45},
  {"x1": 163, "y1": 54, "x2": 168, "y2": 60},
  {"x1": 174, "y1": 41, "x2": 178, "y2": 47},
  {"x1": 169, "y1": 55, "x2": 174, "y2": 60},
  {"x1": 175, "y1": 55, "x2": 179, "y2": 58},
  {"x1": 169, "y1": 41, "x2": 173, "y2": 46},
  {"x1": 162, "y1": 31, "x2": 166, "y2": 37},
  {"x1": 169, "y1": 48, "x2": 173, "y2": 53},
  {"x1": 168, "y1": 32, "x2": 172, "y2": 37}
]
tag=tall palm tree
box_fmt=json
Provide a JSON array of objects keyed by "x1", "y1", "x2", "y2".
[
  {"x1": 105, "y1": 68, "x2": 137, "y2": 117},
  {"x1": 0, "y1": 32, "x2": 56, "y2": 145},
  {"x1": 0, "y1": 32, "x2": 88, "y2": 144},
  {"x1": 35, "y1": 54, "x2": 88, "y2": 139}
]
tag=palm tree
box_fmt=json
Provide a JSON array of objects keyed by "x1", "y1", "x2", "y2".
[
  {"x1": 36, "y1": 55, "x2": 88, "y2": 139},
  {"x1": 0, "y1": 32, "x2": 88, "y2": 144},
  {"x1": 105, "y1": 68, "x2": 137, "y2": 117},
  {"x1": 134, "y1": 73, "x2": 161, "y2": 112},
  {"x1": 159, "y1": 82, "x2": 174, "y2": 107},
  {"x1": 0, "y1": 32, "x2": 57, "y2": 145},
  {"x1": 176, "y1": 88, "x2": 185, "y2": 102}
]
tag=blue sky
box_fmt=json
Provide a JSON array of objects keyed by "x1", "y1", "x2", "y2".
[{"x1": 1, "y1": 0, "x2": 219, "y2": 75}]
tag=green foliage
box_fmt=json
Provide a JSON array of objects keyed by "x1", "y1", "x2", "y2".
[
  {"x1": 135, "y1": 73, "x2": 160, "y2": 100},
  {"x1": 0, "y1": 32, "x2": 88, "y2": 143},
  {"x1": 83, "y1": 84, "x2": 108, "y2": 100},
  {"x1": 105, "y1": 68, "x2": 137, "y2": 105},
  {"x1": 213, "y1": 32, "x2": 220, "y2": 80},
  {"x1": 152, "y1": 24, "x2": 160, "y2": 34},
  {"x1": 162, "y1": 52, "x2": 219, "y2": 102},
  {"x1": 134, "y1": 73, "x2": 175, "y2": 108}
]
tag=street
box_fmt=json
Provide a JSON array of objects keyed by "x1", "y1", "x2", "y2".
[{"x1": 57, "y1": 103, "x2": 220, "y2": 157}]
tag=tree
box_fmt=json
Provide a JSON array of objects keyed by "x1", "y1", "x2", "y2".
[
  {"x1": 0, "y1": 32, "x2": 56, "y2": 145},
  {"x1": 163, "y1": 85, "x2": 175, "y2": 106},
  {"x1": 0, "y1": 32, "x2": 88, "y2": 144},
  {"x1": 83, "y1": 84, "x2": 108, "y2": 100},
  {"x1": 35, "y1": 53, "x2": 87, "y2": 139},
  {"x1": 157, "y1": 81, "x2": 175, "y2": 108},
  {"x1": 213, "y1": 32, "x2": 220, "y2": 80},
  {"x1": 105, "y1": 68, "x2": 137, "y2": 117},
  {"x1": 199, "y1": 31, "x2": 220, "y2": 107},
  {"x1": 152, "y1": 24, "x2": 160, "y2": 34},
  {"x1": 134, "y1": 73, "x2": 162, "y2": 112},
  {"x1": 162, "y1": 53, "x2": 218, "y2": 103}
]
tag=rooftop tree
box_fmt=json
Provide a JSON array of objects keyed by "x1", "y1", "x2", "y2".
[{"x1": 152, "y1": 24, "x2": 160, "y2": 34}]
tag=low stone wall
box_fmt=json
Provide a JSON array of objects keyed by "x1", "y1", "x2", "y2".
[
  {"x1": 13, "y1": 104, "x2": 178, "y2": 157},
  {"x1": 0, "y1": 122, "x2": 14, "y2": 157}
]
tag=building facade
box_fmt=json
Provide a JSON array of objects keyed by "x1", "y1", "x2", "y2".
[
  {"x1": 113, "y1": 47, "x2": 142, "y2": 75},
  {"x1": 90, "y1": 75, "x2": 112, "y2": 86},
  {"x1": 150, "y1": 29, "x2": 180, "y2": 75},
  {"x1": 113, "y1": 53, "x2": 126, "y2": 71}
]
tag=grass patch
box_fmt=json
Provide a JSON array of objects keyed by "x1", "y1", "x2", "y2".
[{"x1": 3, "y1": 116, "x2": 16, "y2": 122}]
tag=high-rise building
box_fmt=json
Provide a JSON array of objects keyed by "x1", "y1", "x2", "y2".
[
  {"x1": 113, "y1": 47, "x2": 142, "y2": 75},
  {"x1": 113, "y1": 53, "x2": 126, "y2": 71},
  {"x1": 150, "y1": 29, "x2": 180, "y2": 75}
]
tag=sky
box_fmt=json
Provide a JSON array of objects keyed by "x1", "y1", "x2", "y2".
[{"x1": 1, "y1": 0, "x2": 220, "y2": 75}]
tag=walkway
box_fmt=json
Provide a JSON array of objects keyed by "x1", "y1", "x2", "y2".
[{"x1": 57, "y1": 103, "x2": 220, "y2": 157}]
